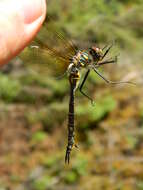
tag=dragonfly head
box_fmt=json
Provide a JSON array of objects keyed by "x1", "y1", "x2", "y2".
[{"x1": 89, "y1": 46, "x2": 104, "y2": 62}]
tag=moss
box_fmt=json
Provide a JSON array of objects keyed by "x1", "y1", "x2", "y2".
[
  {"x1": 32, "y1": 175, "x2": 54, "y2": 190},
  {"x1": 76, "y1": 95, "x2": 117, "y2": 129},
  {"x1": 64, "y1": 171, "x2": 78, "y2": 184},
  {"x1": 0, "y1": 74, "x2": 22, "y2": 102},
  {"x1": 31, "y1": 131, "x2": 47, "y2": 144}
]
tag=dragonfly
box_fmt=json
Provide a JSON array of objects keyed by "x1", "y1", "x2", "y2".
[{"x1": 22, "y1": 17, "x2": 135, "y2": 164}]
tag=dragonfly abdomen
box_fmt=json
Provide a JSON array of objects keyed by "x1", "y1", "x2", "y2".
[
  {"x1": 65, "y1": 72, "x2": 79, "y2": 164},
  {"x1": 65, "y1": 87, "x2": 75, "y2": 164}
]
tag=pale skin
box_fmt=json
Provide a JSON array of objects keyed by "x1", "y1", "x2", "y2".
[{"x1": 0, "y1": 0, "x2": 46, "y2": 65}]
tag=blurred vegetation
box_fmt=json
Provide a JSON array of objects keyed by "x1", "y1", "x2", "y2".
[{"x1": 0, "y1": 0, "x2": 143, "y2": 190}]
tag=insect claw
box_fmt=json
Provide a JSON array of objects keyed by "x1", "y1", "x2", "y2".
[{"x1": 65, "y1": 149, "x2": 70, "y2": 164}]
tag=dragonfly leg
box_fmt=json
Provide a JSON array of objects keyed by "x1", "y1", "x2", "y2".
[
  {"x1": 98, "y1": 56, "x2": 117, "y2": 66},
  {"x1": 102, "y1": 44, "x2": 108, "y2": 51},
  {"x1": 93, "y1": 67, "x2": 135, "y2": 85},
  {"x1": 79, "y1": 69, "x2": 94, "y2": 105},
  {"x1": 102, "y1": 44, "x2": 113, "y2": 59}
]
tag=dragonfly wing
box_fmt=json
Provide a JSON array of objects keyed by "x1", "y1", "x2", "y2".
[
  {"x1": 20, "y1": 42, "x2": 70, "y2": 77},
  {"x1": 20, "y1": 17, "x2": 77, "y2": 77}
]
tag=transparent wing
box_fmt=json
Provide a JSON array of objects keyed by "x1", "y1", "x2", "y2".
[{"x1": 20, "y1": 16, "x2": 78, "y2": 77}]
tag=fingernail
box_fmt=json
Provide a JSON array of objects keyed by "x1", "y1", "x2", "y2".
[{"x1": 21, "y1": 0, "x2": 46, "y2": 24}]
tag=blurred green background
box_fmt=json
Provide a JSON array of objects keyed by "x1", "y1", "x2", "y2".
[{"x1": 0, "y1": 0, "x2": 143, "y2": 189}]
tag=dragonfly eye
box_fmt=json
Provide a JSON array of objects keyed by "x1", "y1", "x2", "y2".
[{"x1": 89, "y1": 47, "x2": 103, "y2": 61}]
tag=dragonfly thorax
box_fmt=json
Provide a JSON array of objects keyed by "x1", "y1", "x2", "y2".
[{"x1": 72, "y1": 50, "x2": 91, "y2": 68}]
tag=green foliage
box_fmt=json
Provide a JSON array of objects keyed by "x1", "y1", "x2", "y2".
[
  {"x1": 0, "y1": 74, "x2": 21, "y2": 102},
  {"x1": 26, "y1": 102, "x2": 67, "y2": 130},
  {"x1": 72, "y1": 155, "x2": 88, "y2": 176},
  {"x1": 44, "y1": 78, "x2": 68, "y2": 96},
  {"x1": 31, "y1": 131, "x2": 47, "y2": 144},
  {"x1": 64, "y1": 156, "x2": 88, "y2": 184},
  {"x1": 10, "y1": 175, "x2": 21, "y2": 183},
  {"x1": 125, "y1": 135, "x2": 138, "y2": 149},
  {"x1": 21, "y1": 72, "x2": 68, "y2": 95},
  {"x1": 42, "y1": 155, "x2": 60, "y2": 168},
  {"x1": 88, "y1": 69, "x2": 104, "y2": 84},
  {"x1": 77, "y1": 95, "x2": 117, "y2": 129},
  {"x1": 139, "y1": 105, "x2": 143, "y2": 123},
  {"x1": 32, "y1": 175, "x2": 54, "y2": 190},
  {"x1": 137, "y1": 181, "x2": 143, "y2": 190},
  {"x1": 64, "y1": 171, "x2": 78, "y2": 184},
  {"x1": 26, "y1": 109, "x2": 49, "y2": 126},
  {"x1": 58, "y1": 0, "x2": 143, "y2": 51}
]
